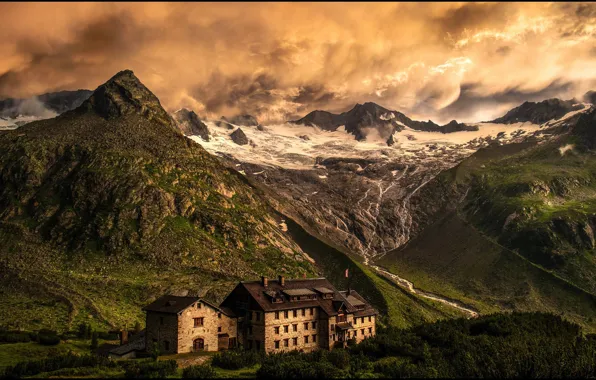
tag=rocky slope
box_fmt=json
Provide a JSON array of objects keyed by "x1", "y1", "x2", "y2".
[
  {"x1": 0, "y1": 89, "x2": 92, "y2": 118},
  {"x1": 0, "y1": 70, "x2": 316, "y2": 331},
  {"x1": 379, "y1": 105, "x2": 596, "y2": 329},
  {"x1": 292, "y1": 102, "x2": 477, "y2": 141},
  {"x1": 489, "y1": 98, "x2": 585, "y2": 125},
  {"x1": 173, "y1": 108, "x2": 210, "y2": 140}
]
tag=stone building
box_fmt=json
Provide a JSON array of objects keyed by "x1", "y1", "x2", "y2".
[
  {"x1": 142, "y1": 276, "x2": 377, "y2": 355},
  {"x1": 220, "y1": 276, "x2": 378, "y2": 353},
  {"x1": 143, "y1": 296, "x2": 237, "y2": 355}
]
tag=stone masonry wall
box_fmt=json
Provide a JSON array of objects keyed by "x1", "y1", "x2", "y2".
[
  {"x1": 264, "y1": 306, "x2": 321, "y2": 353},
  {"x1": 145, "y1": 312, "x2": 178, "y2": 355},
  {"x1": 177, "y1": 301, "x2": 220, "y2": 353}
]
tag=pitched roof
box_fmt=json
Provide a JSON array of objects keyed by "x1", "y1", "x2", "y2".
[
  {"x1": 143, "y1": 295, "x2": 234, "y2": 316},
  {"x1": 143, "y1": 296, "x2": 200, "y2": 314},
  {"x1": 235, "y1": 277, "x2": 377, "y2": 317},
  {"x1": 109, "y1": 330, "x2": 146, "y2": 356}
]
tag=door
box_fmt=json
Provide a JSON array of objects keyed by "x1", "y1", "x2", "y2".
[{"x1": 193, "y1": 338, "x2": 204, "y2": 351}]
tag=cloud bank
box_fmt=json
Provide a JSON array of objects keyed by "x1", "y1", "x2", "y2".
[{"x1": 0, "y1": 2, "x2": 595, "y2": 124}]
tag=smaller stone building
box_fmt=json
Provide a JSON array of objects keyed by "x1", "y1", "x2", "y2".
[{"x1": 143, "y1": 296, "x2": 237, "y2": 355}]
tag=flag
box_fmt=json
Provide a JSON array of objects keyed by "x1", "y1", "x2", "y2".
[{"x1": 345, "y1": 268, "x2": 349, "y2": 278}]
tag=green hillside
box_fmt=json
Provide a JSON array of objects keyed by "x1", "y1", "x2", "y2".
[
  {"x1": 0, "y1": 70, "x2": 317, "y2": 332},
  {"x1": 380, "y1": 109, "x2": 596, "y2": 331}
]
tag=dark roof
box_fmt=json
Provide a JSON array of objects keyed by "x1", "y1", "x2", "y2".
[
  {"x1": 109, "y1": 330, "x2": 146, "y2": 356},
  {"x1": 314, "y1": 287, "x2": 334, "y2": 294},
  {"x1": 283, "y1": 288, "x2": 316, "y2": 296},
  {"x1": 234, "y1": 278, "x2": 377, "y2": 317},
  {"x1": 143, "y1": 295, "x2": 234, "y2": 316},
  {"x1": 143, "y1": 296, "x2": 199, "y2": 314}
]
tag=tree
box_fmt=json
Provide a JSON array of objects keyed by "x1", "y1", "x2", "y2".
[
  {"x1": 150, "y1": 341, "x2": 161, "y2": 361},
  {"x1": 90, "y1": 331, "x2": 98, "y2": 349}
]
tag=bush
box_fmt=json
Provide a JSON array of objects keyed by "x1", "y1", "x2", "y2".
[
  {"x1": 211, "y1": 349, "x2": 262, "y2": 370},
  {"x1": 38, "y1": 333, "x2": 60, "y2": 346},
  {"x1": 2, "y1": 353, "x2": 112, "y2": 378},
  {"x1": 327, "y1": 349, "x2": 350, "y2": 369},
  {"x1": 182, "y1": 363, "x2": 217, "y2": 378},
  {"x1": 0, "y1": 330, "x2": 35, "y2": 344},
  {"x1": 123, "y1": 359, "x2": 178, "y2": 378}
]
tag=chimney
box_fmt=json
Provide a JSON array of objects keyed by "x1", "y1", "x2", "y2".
[
  {"x1": 120, "y1": 329, "x2": 129, "y2": 346},
  {"x1": 279, "y1": 275, "x2": 285, "y2": 287},
  {"x1": 261, "y1": 276, "x2": 268, "y2": 287}
]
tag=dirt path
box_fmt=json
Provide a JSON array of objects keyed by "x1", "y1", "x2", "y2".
[{"x1": 369, "y1": 264, "x2": 479, "y2": 318}]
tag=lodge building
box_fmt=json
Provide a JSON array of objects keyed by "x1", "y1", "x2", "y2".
[{"x1": 140, "y1": 276, "x2": 377, "y2": 355}]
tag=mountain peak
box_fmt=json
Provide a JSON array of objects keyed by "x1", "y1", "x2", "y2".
[{"x1": 80, "y1": 69, "x2": 175, "y2": 128}]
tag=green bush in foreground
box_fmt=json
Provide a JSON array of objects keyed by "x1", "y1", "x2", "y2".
[
  {"x1": 182, "y1": 363, "x2": 217, "y2": 378},
  {"x1": 211, "y1": 349, "x2": 262, "y2": 370}
]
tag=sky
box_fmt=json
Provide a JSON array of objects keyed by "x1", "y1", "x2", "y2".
[{"x1": 0, "y1": 2, "x2": 595, "y2": 124}]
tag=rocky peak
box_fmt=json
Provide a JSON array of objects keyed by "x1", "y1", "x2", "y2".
[
  {"x1": 81, "y1": 69, "x2": 175, "y2": 128},
  {"x1": 230, "y1": 128, "x2": 249, "y2": 145},
  {"x1": 229, "y1": 114, "x2": 259, "y2": 127},
  {"x1": 173, "y1": 108, "x2": 210, "y2": 141},
  {"x1": 584, "y1": 91, "x2": 596, "y2": 105}
]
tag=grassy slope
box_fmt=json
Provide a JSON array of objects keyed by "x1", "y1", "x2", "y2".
[
  {"x1": 282, "y1": 214, "x2": 466, "y2": 328},
  {"x1": 380, "y1": 129, "x2": 596, "y2": 332}
]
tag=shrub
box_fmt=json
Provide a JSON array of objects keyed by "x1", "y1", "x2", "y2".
[
  {"x1": 2, "y1": 353, "x2": 112, "y2": 378},
  {"x1": 0, "y1": 330, "x2": 35, "y2": 344},
  {"x1": 327, "y1": 349, "x2": 350, "y2": 369},
  {"x1": 211, "y1": 349, "x2": 262, "y2": 369},
  {"x1": 123, "y1": 359, "x2": 178, "y2": 378},
  {"x1": 38, "y1": 333, "x2": 60, "y2": 346},
  {"x1": 182, "y1": 363, "x2": 217, "y2": 378},
  {"x1": 90, "y1": 331, "x2": 98, "y2": 349}
]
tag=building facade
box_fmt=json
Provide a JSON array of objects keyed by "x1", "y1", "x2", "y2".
[{"x1": 143, "y1": 276, "x2": 377, "y2": 355}]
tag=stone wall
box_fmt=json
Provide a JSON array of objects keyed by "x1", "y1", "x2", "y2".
[
  {"x1": 264, "y1": 306, "x2": 321, "y2": 353},
  {"x1": 349, "y1": 314, "x2": 376, "y2": 343},
  {"x1": 145, "y1": 312, "x2": 178, "y2": 355},
  {"x1": 177, "y1": 300, "x2": 220, "y2": 353},
  {"x1": 218, "y1": 313, "x2": 238, "y2": 350}
]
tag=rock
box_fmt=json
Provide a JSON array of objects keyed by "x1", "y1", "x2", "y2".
[
  {"x1": 229, "y1": 114, "x2": 259, "y2": 127},
  {"x1": 172, "y1": 108, "x2": 210, "y2": 141},
  {"x1": 299, "y1": 135, "x2": 310, "y2": 141},
  {"x1": 386, "y1": 134, "x2": 396, "y2": 146},
  {"x1": 230, "y1": 128, "x2": 249, "y2": 145}
]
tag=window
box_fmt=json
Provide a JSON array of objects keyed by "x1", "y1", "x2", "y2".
[
  {"x1": 284, "y1": 310, "x2": 288, "y2": 318},
  {"x1": 353, "y1": 318, "x2": 357, "y2": 325},
  {"x1": 304, "y1": 335, "x2": 309, "y2": 344},
  {"x1": 275, "y1": 311, "x2": 279, "y2": 319},
  {"x1": 284, "y1": 325, "x2": 289, "y2": 333},
  {"x1": 194, "y1": 317, "x2": 204, "y2": 327},
  {"x1": 312, "y1": 322, "x2": 317, "y2": 329},
  {"x1": 312, "y1": 334, "x2": 317, "y2": 343},
  {"x1": 160, "y1": 317, "x2": 164, "y2": 325},
  {"x1": 330, "y1": 324, "x2": 334, "y2": 331},
  {"x1": 274, "y1": 327, "x2": 280, "y2": 335},
  {"x1": 197, "y1": 302, "x2": 202, "y2": 308},
  {"x1": 255, "y1": 340, "x2": 261, "y2": 350},
  {"x1": 218, "y1": 327, "x2": 222, "y2": 332},
  {"x1": 332, "y1": 334, "x2": 336, "y2": 341},
  {"x1": 247, "y1": 340, "x2": 253, "y2": 350},
  {"x1": 304, "y1": 322, "x2": 309, "y2": 330},
  {"x1": 248, "y1": 326, "x2": 253, "y2": 335},
  {"x1": 368, "y1": 316, "x2": 372, "y2": 322},
  {"x1": 293, "y1": 310, "x2": 297, "y2": 318},
  {"x1": 310, "y1": 308, "x2": 314, "y2": 316},
  {"x1": 164, "y1": 341, "x2": 170, "y2": 351},
  {"x1": 361, "y1": 328, "x2": 365, "y2": 335},
  {"x1": 368, "y1": 327, "x2": 372, "y2": 334},
  {"x1": 293, "y1": 324, "x2": 298, "y2": 332},
  {"x1": 218, "y1": 313, "x2": 221, "y2": 319},
  {"x1": 256, "y1": 312, "x2": 261, "y2": 321},
  {"x1": 284, "y1": 338, "x2": 289, "y2": 347},
  {"x1": 361, "y1": 317, "x2": 365, "y2": 324},
  {"x1": 292, "y1": 337, "x2": 298, "y2": 345},
  {"x1": 354, "y1": 330, "x2": 357, "y2": 337},
  {"x1": 248, "y1": 311, "x2": 253, "y2": 320},
  {"x1": 275, "y1": 340, "x2": 280, "y2": 349},
  {"x1": 301, "y1": 308, "x2": 306, "y2": 317}
]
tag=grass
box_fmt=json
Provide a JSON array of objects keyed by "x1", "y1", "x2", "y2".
[{"x1": 0, "y1": 340, "x2": 96, "y2": 370}]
